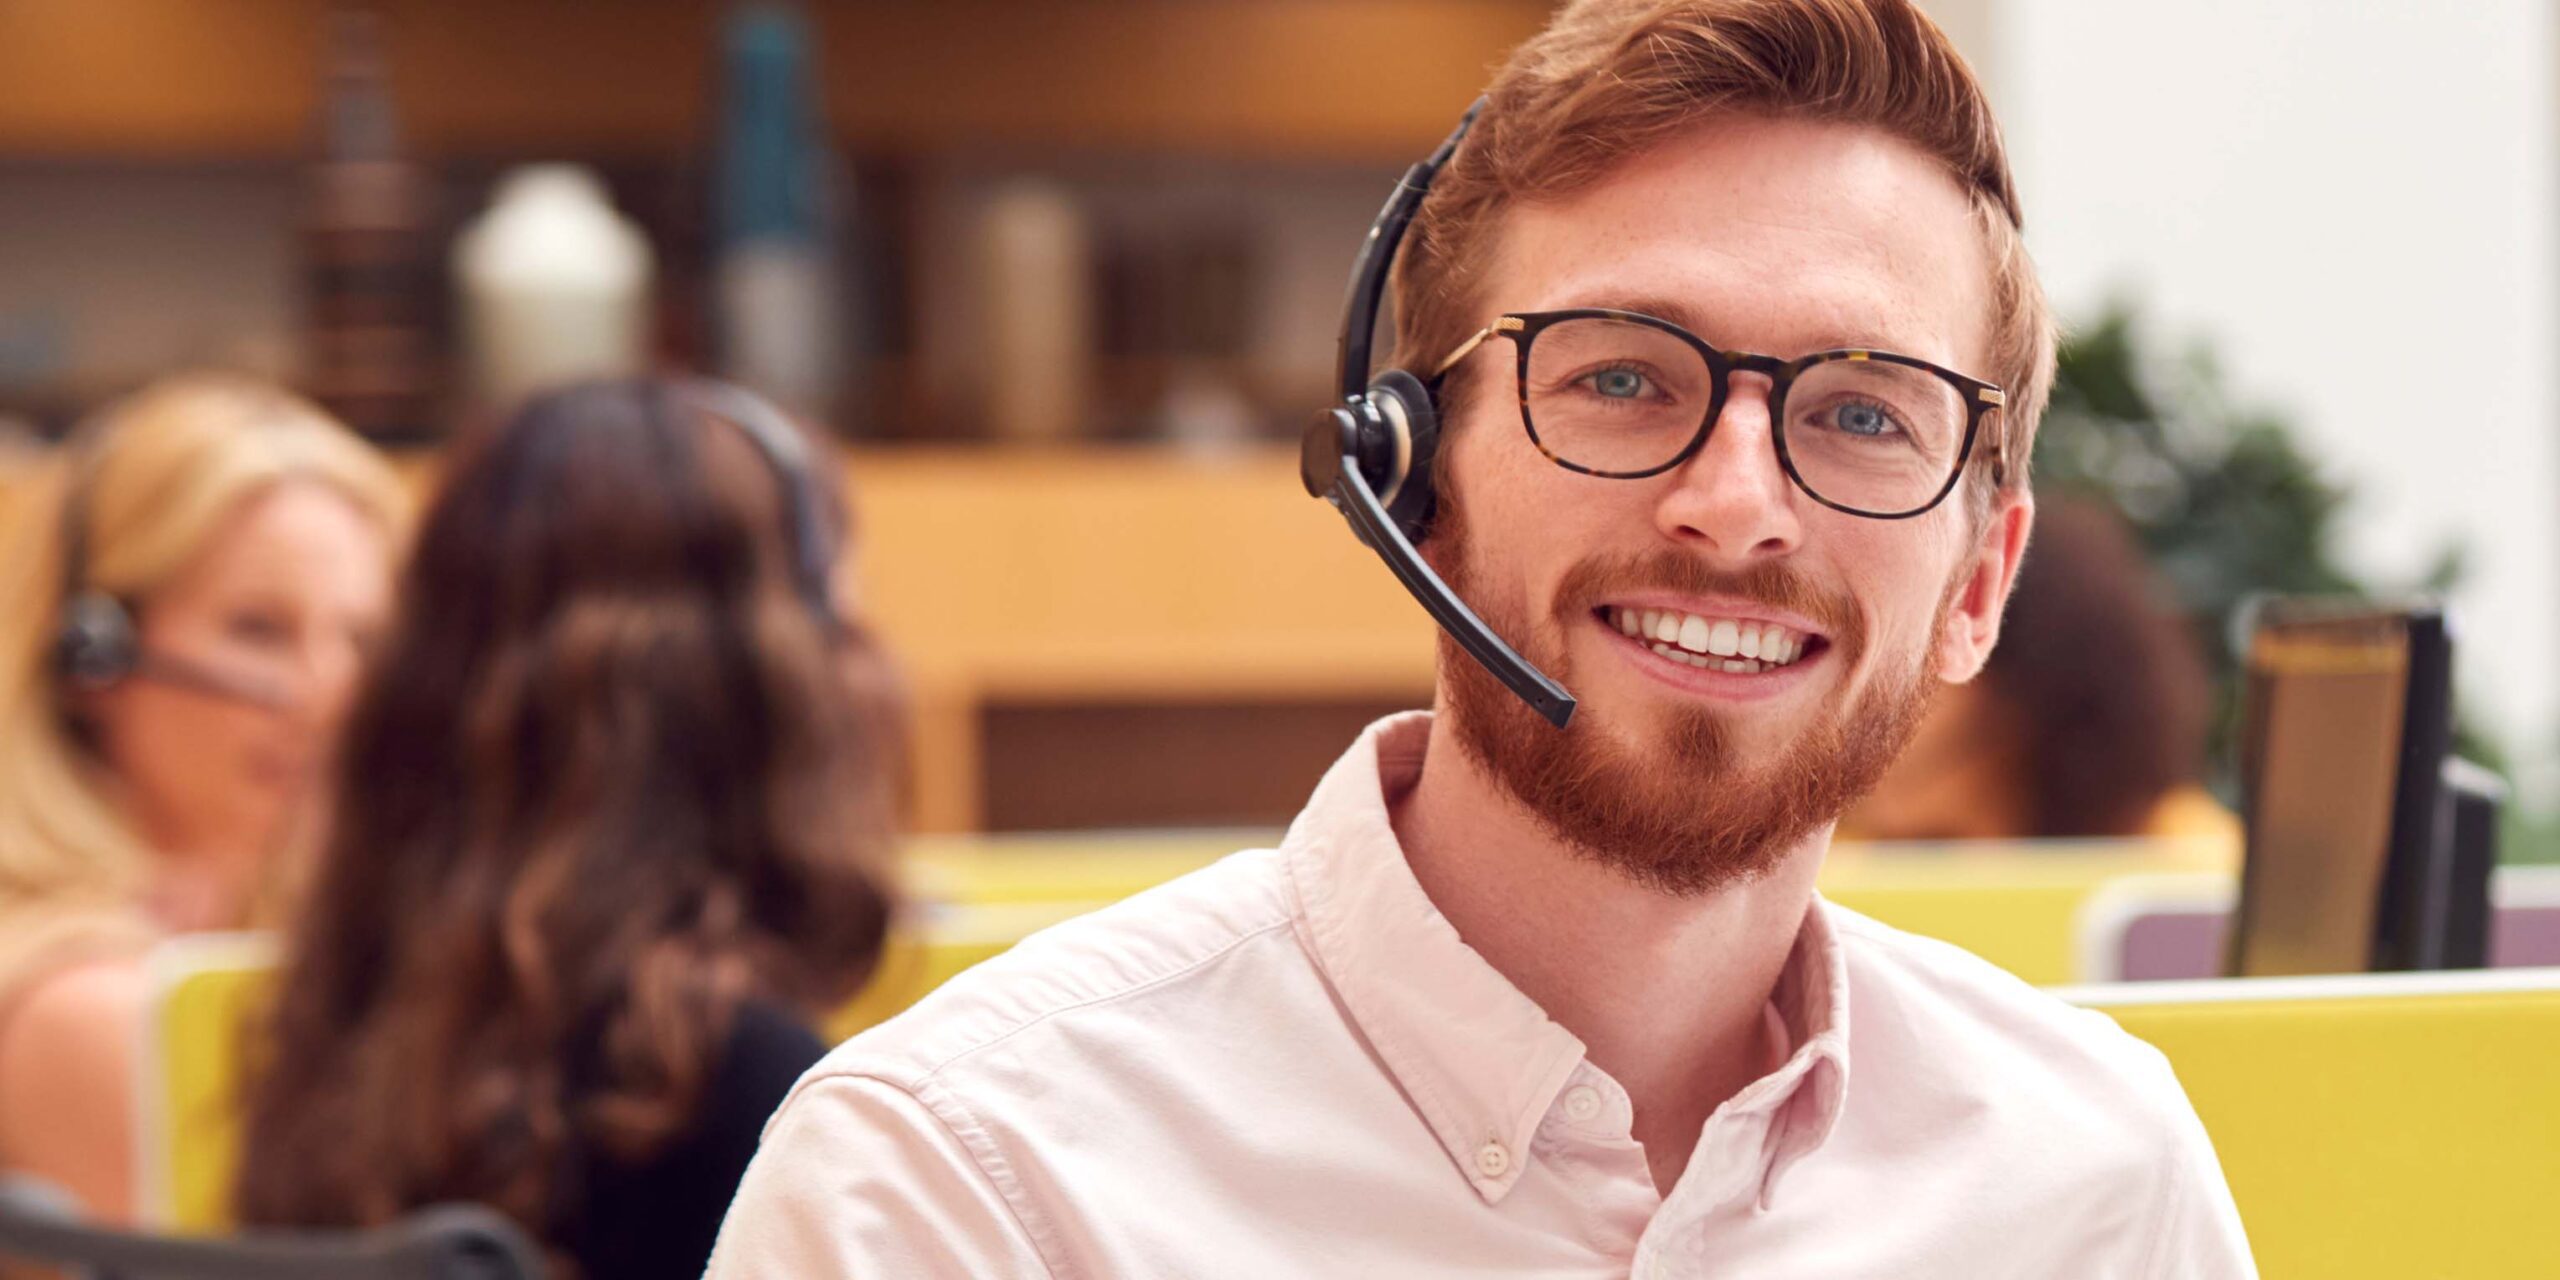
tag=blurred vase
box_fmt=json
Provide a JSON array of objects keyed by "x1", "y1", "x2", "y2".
[
  {"x1": 976, "y1": 181, "x2": 1094, "y2": 443},
  {"x1": 715, "y1": 2, "x2": 847, "y2": 420},
  {"x1": 452, "y1": 164, "x2": 654, "y2": 408}
]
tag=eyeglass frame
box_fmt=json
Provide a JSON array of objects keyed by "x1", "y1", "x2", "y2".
[{"x1": 1431, "y1": 307, "x2": 2009, "y2": 520}]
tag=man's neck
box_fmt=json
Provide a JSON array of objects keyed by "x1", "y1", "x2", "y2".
[{"x1": 1390, "y1": 714, "x2": 1827, "y2": 1195}]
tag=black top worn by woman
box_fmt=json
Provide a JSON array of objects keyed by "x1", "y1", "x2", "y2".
[{"x1": 561, "y1": 1001, "x2": 826, "y2": 1280}]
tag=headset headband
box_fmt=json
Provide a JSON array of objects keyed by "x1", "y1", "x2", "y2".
[
  {"x1": 1335, "y1": 99, "x2": 1486, "y2": 401},
  {"x1": 676, "y1": 379, "x2": 842, "y2": 633}
]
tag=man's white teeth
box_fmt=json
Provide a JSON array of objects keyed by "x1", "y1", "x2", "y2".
[
  {"x1": 1647, "y1": 641, "x2": 1771, "y2": 673},
  {"x1": 1607, "y1": 606, "x2": 1811, "y2": 668}
]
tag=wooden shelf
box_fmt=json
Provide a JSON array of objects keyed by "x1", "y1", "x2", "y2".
[
  {"x1": 841, "y1": 445, "x2": 1437, "y2": 830},
  {"x1": 0, "y1": 0, "x2": 1550, "y2": 161}
]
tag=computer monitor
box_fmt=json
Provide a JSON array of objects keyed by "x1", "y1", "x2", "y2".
[
  {"x1": 2227, "y1": 598, "x2": 2453, "y2": 976},
  {"x1": 2431, "y1": 757, "x2": 2505, "y2": 970}
]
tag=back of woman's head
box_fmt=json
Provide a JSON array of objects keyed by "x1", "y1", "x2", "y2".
[
  {"x1": 1985, "y1": 496, "x2": 2210, "y2": 835},
  {"x1": 0, "y1": 372, "x2": 404, "y2": 909},
  {"x1": 237, "y1": 379, "x2": 901, "y2": 1238}
]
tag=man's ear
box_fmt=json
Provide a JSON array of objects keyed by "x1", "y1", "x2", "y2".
[{"x1": 1935, "y1": 489, "x2": 2034, "y2": 683}]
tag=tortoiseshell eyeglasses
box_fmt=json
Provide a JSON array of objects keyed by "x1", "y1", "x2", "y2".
[{"x1": 1434, "y1": 308, "x2": 2007, "y2": 519}]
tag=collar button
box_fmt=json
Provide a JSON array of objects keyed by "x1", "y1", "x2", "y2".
[{"x1": 1474, "y1": 1140, "x2": 1513, "y2": 1179}]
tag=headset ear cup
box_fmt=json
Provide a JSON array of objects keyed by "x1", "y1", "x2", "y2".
[
  {"x1": 1367, "y1": 368, "x2": 1440, "y2": 542},
  {"x1": 56, "y1": 592, "x2": 139, "y2": 691}
]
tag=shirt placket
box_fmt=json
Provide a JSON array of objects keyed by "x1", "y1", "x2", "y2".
[
  {"x1": 1631, "y1": 1103, "x2": 1783, "y2": 1279},
  {"x1": 1531, "y1": 1064, "x2": 1655, "y2": 1262}
]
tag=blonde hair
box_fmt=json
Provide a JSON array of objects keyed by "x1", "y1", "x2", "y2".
[
  {"x1": 1392, "y1": 0, "x2": 2056, "y2": 496},
  {"x1": 0, "y1": 373, "x2": 408, "y2": 914}
]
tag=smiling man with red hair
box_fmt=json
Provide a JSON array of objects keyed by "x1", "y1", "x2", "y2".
[{"x1": 712, "y1": 3, "x2": 2254, "y2": 1275}]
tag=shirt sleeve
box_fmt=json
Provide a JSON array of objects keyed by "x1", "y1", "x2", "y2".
[
  {"x1": 2141, "y1": 1091, "x2": 2257, "y2": 1279},
  {"x1": 704, "y1": 1071, "x2": 1052, "y2": 1279}
]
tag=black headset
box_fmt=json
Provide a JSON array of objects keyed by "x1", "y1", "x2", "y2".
[
  {"x1": 52, "y1": 504, "x2": 143, "y2": 695},
  {"x1": 674, "y1": 377, "x2": 844, "y2": 638},
  {"x1": 1299, "y1": 100, "x2": 1577, "y2": 729},
  {"x1": 53, "y1": 418, "x2": 297, "y2": 710}
]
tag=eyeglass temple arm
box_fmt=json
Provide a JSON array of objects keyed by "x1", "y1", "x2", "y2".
[
  {"x1": 1976, "y1": 386, "x2": 2008, "y2": 486},
  {"x1": 1430, "y1": 316, "x2": 1524, "y2": 378}
]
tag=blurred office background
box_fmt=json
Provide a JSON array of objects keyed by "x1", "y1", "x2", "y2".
[{"x1": 1, "y1": 0, "x2": 2555, "y2": 849}]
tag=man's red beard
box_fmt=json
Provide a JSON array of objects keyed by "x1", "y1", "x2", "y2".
[{"x1": 1432, "y1": 491, "x2": 1952, "y2": 897}]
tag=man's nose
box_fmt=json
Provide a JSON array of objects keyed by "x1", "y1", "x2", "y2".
[{"x1": 1651, "y1": 377, "x2": 1803, "y2": 562}]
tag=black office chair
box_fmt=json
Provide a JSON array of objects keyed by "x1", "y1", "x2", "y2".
[{"x1": 0, "y1": 1176, "x2": 545, "y2": 1280}]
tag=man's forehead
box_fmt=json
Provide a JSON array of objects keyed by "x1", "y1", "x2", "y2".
[{"x1": 1486, "y1": 117, "x2": 1995, "y2": 373}]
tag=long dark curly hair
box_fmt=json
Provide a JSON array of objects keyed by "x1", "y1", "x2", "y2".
[{"x1": 233, "y1": 380, "x2": 900, "y2": 1254}]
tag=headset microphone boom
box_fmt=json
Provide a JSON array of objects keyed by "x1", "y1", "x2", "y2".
[{"x1": 1298, "y1": 99, "x2": 1576, "y2": 729}]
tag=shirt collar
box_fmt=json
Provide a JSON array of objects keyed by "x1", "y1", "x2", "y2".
[
  {"x1": 1740, "y1": 896, "x2": 1853, "y2": 1210},
  {"x1": 1283, "y1": 712, "x2": 1853, "y2": 1209}
]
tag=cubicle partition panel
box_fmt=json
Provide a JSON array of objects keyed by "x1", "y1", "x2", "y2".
[
  {"x1": 135, "y1": 933, "x2": 276, "y2": 1232},
  {"x1": 2063, "y1": 968, "x2": 2560, "y2": 1279},
  {"x1": 2078, "y1": 865, "x2": 2560, "y2": 984},
  {"x1": 133, "y1": 835, "x2": 2247, "y2": 1233}
]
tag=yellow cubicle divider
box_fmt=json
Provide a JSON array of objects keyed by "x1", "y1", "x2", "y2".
[
  {"x1": 821, "y1": 898, "x2": 1123, "y2": 1042},
  {"x1": 2063, "y1": 969, "x2": 2560, "y2": 1280},
  {"x1": 893, "y1": 831, "x2": 2239, "y2": 988},
  {"x1": 136, "y1": 833, "x2": 2232, "y2": 1232},
  {"x1": 135, "y1": 933, "x2": 274, "y2": 1233},
  {"x1": 134, "y1": 897, "x2": 1170, "y2": 1233},
  {"x1": 1820, "y1": 837, "x2": 2231, "y2": 985},
  {"x1": 900, "y1": 831, "x2": 1238, "y2": 904}
]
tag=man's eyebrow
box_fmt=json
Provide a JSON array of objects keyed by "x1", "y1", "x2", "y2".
[
  {"x1": 1556, "y1": 291, "x2": 1715, "y2": 335},
  {"x1": 1550, "y1": 290, "x2": 1924, "y2": 358}
]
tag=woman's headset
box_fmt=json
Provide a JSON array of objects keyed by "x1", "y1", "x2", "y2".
[
  {"x1": 52, "y1": 423, "x2": 295, "y2": 710},
  {"x1": 1298, "y1": 100, "x2": 1577, "y2": 728},
  {"x1": 674, "y1": 378, "x2": 846, "y2": 641}
]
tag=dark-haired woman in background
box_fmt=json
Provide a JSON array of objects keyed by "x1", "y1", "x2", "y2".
[
  {"x1": 233, "y1": 380, "x2": 902, "y2": 1280},
  {"x1": 1846, "y1": 496, "x2": 2237, "y2": 846}
]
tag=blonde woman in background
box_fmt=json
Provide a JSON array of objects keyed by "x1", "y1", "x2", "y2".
[{"x1": 0, "y1": 374, "x2": 405, "y2": 1221}]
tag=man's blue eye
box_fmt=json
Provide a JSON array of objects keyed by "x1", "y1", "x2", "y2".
[
  {"x1": 1832, "y1": 401, "x2": 1892, "y2": 436},
  {"x1": 1589, "y1": 369, "x2": 1648, "y2": 399}
]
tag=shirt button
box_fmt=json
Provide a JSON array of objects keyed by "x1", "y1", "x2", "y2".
[
  {"x1": 1562, "y1": 1085, "x2": 1603, "y2": 1121},
  {"x1": 1474, "y1": 1140, "x2": 1512, "y2": 1179}
]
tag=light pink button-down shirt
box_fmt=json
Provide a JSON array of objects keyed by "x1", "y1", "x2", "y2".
[{"x1": 710, "y1": 713, "x2": 2254, "y2": 1278}]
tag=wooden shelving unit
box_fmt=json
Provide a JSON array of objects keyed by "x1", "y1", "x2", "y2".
[
  {"x1": 847, "y1": 445, "x2": 1437, "y2": 831},
  {"x1": 0, "y1": 0, "x2": 1529, "y2": 828},
  {"x1": 0, "y1": 0, "x2": 1551, "y2": 160}
]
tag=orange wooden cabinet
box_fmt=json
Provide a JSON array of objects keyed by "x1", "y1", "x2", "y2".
[{"x1": 844, "y1": 446, "x2": 1436, "y2": 830}]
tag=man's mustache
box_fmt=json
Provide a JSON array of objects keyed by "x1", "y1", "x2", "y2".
[{"x1": 1549, "y1": 552, "x2": 1864, "y2": 658}]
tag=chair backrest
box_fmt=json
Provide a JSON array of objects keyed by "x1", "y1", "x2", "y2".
[
  {"x1": 2078, "y1": 865, "x2": 2560, "y2": 983},
  {"x1": 2061, "y1": 966, "x2": 2560, "y2": 1279},
  {"x1": 0, "y1": 1176, "x2": 545, "y2": 1280}
]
